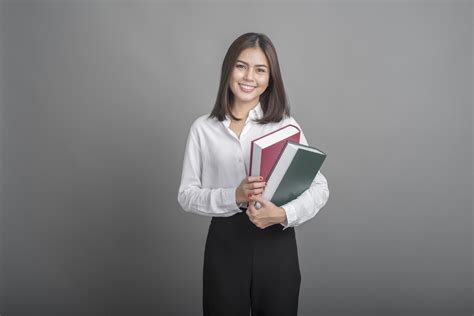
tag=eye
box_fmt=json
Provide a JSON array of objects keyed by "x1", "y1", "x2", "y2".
[
  {"x1": 258, "y1": 68, "x2": 266, "y2": 73},
  {"x1": 236, "y1": 64, "x2": 245, "y2": 69}
]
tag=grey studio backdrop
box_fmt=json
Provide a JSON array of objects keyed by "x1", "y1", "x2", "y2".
[{"x1": 0, "y1": 1, "x2": 472, "y2": 316}]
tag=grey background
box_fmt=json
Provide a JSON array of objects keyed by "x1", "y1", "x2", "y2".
[{"x1": 0, "y1": 1, "x2": 472, "y2": 315}]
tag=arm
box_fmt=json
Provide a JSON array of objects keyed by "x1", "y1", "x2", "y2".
[
  {"x1": 280, "y1": 170, "x2": 329, "y2": 229},
  {"x1": 177, "y1": 124, "x2": 241, "y2": 217}
]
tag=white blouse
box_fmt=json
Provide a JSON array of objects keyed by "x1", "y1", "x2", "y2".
[{"x1": 177, "y1": 102, "x2": 330, "y2": 230}]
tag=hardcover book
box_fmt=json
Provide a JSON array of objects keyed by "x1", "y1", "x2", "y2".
[
  {"x1": 249, "y1": 124, "x2": 301, "y2": 181},
  {"x1": 262, "y1": 141, "x2": 327, "y2": 206}
]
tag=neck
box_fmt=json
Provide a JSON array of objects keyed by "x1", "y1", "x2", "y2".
[{"x1": 231, "y1": 100, "x2": 259, "y2": 120}]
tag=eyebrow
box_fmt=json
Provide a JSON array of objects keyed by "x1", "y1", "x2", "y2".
[{"x1": 236, "y1": 60, "x2": 268, "y2": 68}]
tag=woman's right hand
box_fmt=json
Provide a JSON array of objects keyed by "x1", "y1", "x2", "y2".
[{"x1": 235, "y1": 176, "x2": 266, "y2": 204}]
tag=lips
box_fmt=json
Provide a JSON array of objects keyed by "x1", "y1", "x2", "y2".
[{"x1": 239, "y1": 83, "x2": 256, "y2": 93}]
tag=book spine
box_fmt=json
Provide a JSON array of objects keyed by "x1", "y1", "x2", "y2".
[{"x1": 249, "y1": 140, "x2": 255, "y2": 176}]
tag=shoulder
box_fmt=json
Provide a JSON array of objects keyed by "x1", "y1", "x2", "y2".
[
  {"x1": 189, "y1": 114, "x2": 218, "y2": 130},
  {"x1": 187, "y1": 114, "x2": 222, "y2": 140}
]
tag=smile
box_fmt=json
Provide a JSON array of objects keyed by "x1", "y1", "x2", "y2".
[{"x1": 239, "y1": 83, "x2": 256, "y2": 93}]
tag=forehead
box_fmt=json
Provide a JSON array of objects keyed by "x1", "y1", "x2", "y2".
[{"x1": 237, "y1": 48, "x2": 269, "y2": 66}]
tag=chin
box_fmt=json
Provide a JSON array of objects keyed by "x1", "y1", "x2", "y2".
[
  {"x1": 237, "y1": 91, "x2": 259, "y2": 100},
  {"x1": 236, "y1": 95, "x2": 258, "y2": 103}
]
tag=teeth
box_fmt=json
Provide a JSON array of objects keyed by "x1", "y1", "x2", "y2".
[{"x1": 240, "y1": 84, "x2": 255, "y2": 91}]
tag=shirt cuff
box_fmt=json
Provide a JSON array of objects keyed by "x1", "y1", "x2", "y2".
[
  {"x1": 224, "y1": 187, "x2": 241, "y2": 212},
  {"x1": 238, "y1": 201, "x2": 248, "y2": 209},
  {"x1": 280, "y1": 204, "x2": 297, "y2": 230}
]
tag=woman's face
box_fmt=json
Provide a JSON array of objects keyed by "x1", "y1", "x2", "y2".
[{"x1": 229, "y1": 47, "x2": 270, "y2": 107}]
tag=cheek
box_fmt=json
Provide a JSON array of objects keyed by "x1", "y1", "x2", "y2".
[
  {"x1": 230, "y1": 69, "x2": 242, "y2": 81},
  {"x1": 228, "y1": 72, "x2": 238, "y2": 88},
  {"x1": 259, "y1": 76, "x2": 269, "y2": 89},
  {"x1": 229, "y1": 73, "x2": 241, "y2": 92}
]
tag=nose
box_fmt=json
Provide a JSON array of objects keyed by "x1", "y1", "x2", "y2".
[{"x1": 243, "y1": 68, "x2": 255, "y2": 82}]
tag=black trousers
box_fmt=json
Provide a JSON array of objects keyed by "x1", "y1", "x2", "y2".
[{"x1": 203, "y1": 210, "x2": 301, "y2": 316}]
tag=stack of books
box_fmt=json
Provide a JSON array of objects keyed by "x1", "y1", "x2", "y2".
[{"x1": 249, "y1": 124, "x2": 327, "y2": 207}]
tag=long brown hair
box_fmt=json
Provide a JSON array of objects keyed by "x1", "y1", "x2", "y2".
[{"x1": 209, "y1": 32, "x2": 290, "y2": 124}]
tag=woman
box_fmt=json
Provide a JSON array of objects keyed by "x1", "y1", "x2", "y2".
[{"x1": 177, "y1": 32, "x2": 330, "y2": 316}]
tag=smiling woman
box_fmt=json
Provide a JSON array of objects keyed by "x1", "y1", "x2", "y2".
[
  {"x1": 226, "y1": 47, "x2": 271, "y2": 138},
  {"x1": 209, "y1": 33, "x2": 291, "y2": 125},
  {"x1": 177, "y1": 32, "x2": 330, "y2": 316},
  {"x1": 229, "y1": 49, "x2": 270, "y2": 111}
]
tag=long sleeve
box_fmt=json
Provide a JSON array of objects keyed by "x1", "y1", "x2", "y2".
[
  {"x1": 279, "y1": 120, "x2": 330, "y2": 229},
  {"x1": 177, "y1": 123, "x2": 241, "y2": 216},
  {"x1": 280, "y1": 170, "x2": 329, "y2": 229}
]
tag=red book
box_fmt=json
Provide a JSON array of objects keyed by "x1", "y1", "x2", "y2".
[{"x1": 249, "y1": 124, "x2": 301, "y2": 180}]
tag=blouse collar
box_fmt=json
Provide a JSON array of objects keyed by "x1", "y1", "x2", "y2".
[{"x1": 223, "y1": 101, "x2": 263, "y2": 128}]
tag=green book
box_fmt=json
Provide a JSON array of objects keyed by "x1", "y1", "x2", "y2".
[{"x1": 262, "y1": 141, "x2": 327, "y2": 207}]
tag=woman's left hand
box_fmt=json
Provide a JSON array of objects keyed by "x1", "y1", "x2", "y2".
[{"x1": 246, "y1": 195, "x2": 287, "y2": 229}]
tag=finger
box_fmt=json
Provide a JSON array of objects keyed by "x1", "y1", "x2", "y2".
[
  {"x1": 248, "y1": 201, "x2": 254, "y2": 210},
  {"x1": 248, "y1": 195, "x2": 264, "y2": 209},
  {"x1": 246, "y1": 176, "x2": 264, "y2": 183},
  {"x1": 251, "y1": 181, "x2": 266, "y2": 189},
  {"x1": 249, "y1": 188, "x2": 264, "y2": 195},
  {"x1": 248, "y1": 203, "x2": 257, "y2": 213},
  {"x1": 246, "y1": 209, "x2": 255, "y2": 221},
  {"x1": 246, "y1": 210, "x2": 253, "y2": 221},
  {"x1": 248, "y1": 200, "x2": 256, "y2": 206},
  {"x1": 245, "y1": 181, "x2": 265, "y2": 192},
  {"x1": 251, "y1": 194, "x2": 268, "y2": 206}
]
